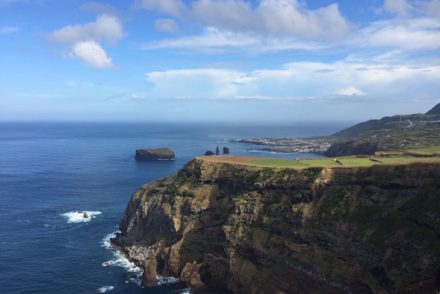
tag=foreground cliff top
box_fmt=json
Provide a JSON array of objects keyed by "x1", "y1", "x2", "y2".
[{"x1": 198, "y1": 152, "x2": 440, "y2": 169}]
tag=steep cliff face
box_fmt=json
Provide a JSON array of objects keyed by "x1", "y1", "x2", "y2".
[{"x1": 112, "y1": 158, "x2": 440, "y2": 293}]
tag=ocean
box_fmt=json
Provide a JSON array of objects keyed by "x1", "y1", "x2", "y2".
[{"x1": 0, "y1": 122, "x2": 349, "y2": 293}]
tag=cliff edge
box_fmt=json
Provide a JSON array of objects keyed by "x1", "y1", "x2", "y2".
[{"x1": 112, "y1": 157, "x2": 440, "y2": 293}]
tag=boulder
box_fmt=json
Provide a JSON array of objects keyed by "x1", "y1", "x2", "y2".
[
  {"x1": 204, "y1": 150, "x2": 215, "y2": 156},
  {"x1": 135, "y1": 148, "x2": 175, "y2": 161}
]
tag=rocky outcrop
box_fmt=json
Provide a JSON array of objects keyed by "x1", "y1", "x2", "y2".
[
  {"x1": 112, "y1": 158, "x2": 440, "y2": 293},
  {"x1": 135, "y1": 148, "x2": 175, "y2": 161}
]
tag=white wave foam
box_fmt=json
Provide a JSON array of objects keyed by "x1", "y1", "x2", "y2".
[
  {"x1": 61, "y1": 211, "x2": 102, "y2": 223},
  {"x1": 101, "y1": 250, "x2": 142, "y2": 274},
  {"x1": 157, "y1": 275, "x2": 178, "y2": 286},
  {"x1": 101, "y1": 231, "x2": 143, "y2": 287},
  {"x1": 96, "y1": 285, "x2": 114, "y2": 293},
  {"x1": 101, "y1": 231, "x2": 180, "y2": 288},
  {"x1": 101, "y1": 231, "x2": 120, "y2": 249}
]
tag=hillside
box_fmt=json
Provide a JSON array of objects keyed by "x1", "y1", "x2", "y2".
[
  {"x1": 238, "y1": 102, "x2": 440, "y2": 156},
  {"x1": 112, "y1": 157, "x2": 440, "y2": 293},
  {"x1": 427, "y1": 103, "x2": 440, "y2": 115},
  {"x1": 323, "y1": 102, "x2": 440, "y2": 156}
]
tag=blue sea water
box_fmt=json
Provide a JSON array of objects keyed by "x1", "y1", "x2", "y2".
[{"x1": 0, "y1": 122, "x2": 349, "y2": 293}]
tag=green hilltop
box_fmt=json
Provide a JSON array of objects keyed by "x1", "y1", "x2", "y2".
[{"x1": 325, "y1": 102, "x2": 440, "y2": 156}]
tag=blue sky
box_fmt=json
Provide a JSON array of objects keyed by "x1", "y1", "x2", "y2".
[{"x1": 0, "y1": 0, "x2": 439, "y2": 122}]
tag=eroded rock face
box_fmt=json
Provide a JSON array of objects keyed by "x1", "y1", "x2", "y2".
[
  {"x1": 135, "y1": 148, "x2": 175, "y2": 161},
  {"x1": 112, "y1": 159, "x2": 440, "y2": 293}
]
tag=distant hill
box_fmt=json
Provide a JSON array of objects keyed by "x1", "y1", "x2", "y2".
[
  {"x1": 333, "y1": 114, "x2": 425, "y2": 137},
  {"x1": 325, "y1": 102, "x2": 440, "y2": 156},
  {"x1": 426, "y1": 102, "x2": 440, "y2": 115}
]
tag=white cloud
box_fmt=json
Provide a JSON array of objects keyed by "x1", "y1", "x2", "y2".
[
  {"x1": 255, "y1": 1, "x2": 350, "y2": 39},
  {"x1": 338, "y1": 87, "x2": 366, "y2": 96},
  {"x1": 143, "y1": 27, "x2": 323, "y2": 52},
  {"x1": 154, "y1": 18, "x2": 178, "y2": 33},
  {"x1": 142, "y1": 56, "x2": 440, "y2": 102},
  {"x1": 136, "y1": 0, "x2": 185, "y2": 17},
  {"x1": 140, "y1": 0, "x2": 350, "y2": 40},
  {"x1": 139, "y1": 0, "x2": 440, "y2": 53},
  {"x1": 47, "y1": 14, "x2": 122, "y2": 69},
  {"x1": 384, "y1": 0, "x2": 412, "y2": 16},
  {"x1": 69, "y1": 41, "x2": 113, "y2": 69},
  {"x1": 353, "y1": 18, "x2": 440, "y2": 50},
  {"x1": 47, "y1": 14, "x2": 123, "y2": 44},
  {"x1": 425, "y1": 0, "x2": 440, "y2": 19},
  {"x1": 146, "y1": 68, "x2": 255, "y2": 99},
  {"x1": 0, "y1": 26, "x2": 20, "y2": 34}
]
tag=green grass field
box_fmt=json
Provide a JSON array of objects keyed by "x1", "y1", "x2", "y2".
[
  {"x1": 201, "y1": 152, "x2": 440, "y2": 169},
  {"x1": 406, "y1": 146, "x2": 440, "y2": 156},
  {"x1": 246, "y1": 156, "x2": 440, "y2": 168}
]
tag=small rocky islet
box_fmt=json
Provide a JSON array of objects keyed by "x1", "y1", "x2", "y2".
[{"x1": 135, "y1": 148, "x2": 175, "y2": 161}]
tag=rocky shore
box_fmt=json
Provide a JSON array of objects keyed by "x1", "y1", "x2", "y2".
[{"x1": 112, "y1": 157, "x2": 440, "y2": 293}]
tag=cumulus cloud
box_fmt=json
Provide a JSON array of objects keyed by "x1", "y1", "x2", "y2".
[
  {"x1": 69, "y1": 41, "x2": 113, "y2": 68},
  {"x1": 47, "y1": 14, "x2": 123, "y2": 44},
  {"x1": 47, "y1": 14, "x2": 122, "y2": 69},
  {"x1": 155, "y1": 18, "x2": 178, "y2": 33}
]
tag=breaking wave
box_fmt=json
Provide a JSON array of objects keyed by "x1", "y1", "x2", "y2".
[{"x1": 61, "y1": 211, "x2": 102, "y2": 223}]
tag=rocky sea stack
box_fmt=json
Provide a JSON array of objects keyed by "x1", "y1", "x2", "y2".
[
  {"x1": 112, "y1": 157, "x2": 440, "y2": 293},
  {"x1": 135, "y1": 148, "x2": 175, "y2": 161}
]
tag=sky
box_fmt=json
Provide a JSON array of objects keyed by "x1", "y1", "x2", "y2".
[{"x1": 0, "y1": 0, "x2": 439, "y2": 122}]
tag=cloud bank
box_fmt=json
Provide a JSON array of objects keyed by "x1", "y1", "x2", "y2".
[
  {"x1": 139, "y1": 0, "x2": 440, "y2": 53},
  {"x1": 143, "y1": 54, "x2": 440, "y2": 102}
]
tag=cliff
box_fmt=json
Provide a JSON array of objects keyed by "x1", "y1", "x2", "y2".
[{"x1": 112, "y1": 158, "x2": 440, "y2": 293}]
